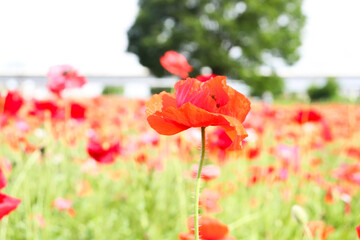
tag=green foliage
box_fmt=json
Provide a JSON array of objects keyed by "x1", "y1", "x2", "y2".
[
  {"x1": 150, "y1": 87, "x2": 172, "y2": 95},
  {"x1": 248, "y1": 74, "x2": 284, "y2": 97},
  {"x1": 307, "y1": 77, "x2": 340, "y2": 102},
  {"x1": 127, "y1": 0, "x2": 305, "y2": 95},
  {"x1": 102, "y1": 86, "x2": 124, "y2": 95}
]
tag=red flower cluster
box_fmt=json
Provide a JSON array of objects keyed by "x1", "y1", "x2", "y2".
[{"x1": 294, "y1": 109, "x2": 323, "y2": 124}]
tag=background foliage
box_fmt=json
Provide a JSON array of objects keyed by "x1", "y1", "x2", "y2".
[
  {"x1": 307, "y1": 77, "x2": 340, "y2": 102},
  {"x1": 127, "y1": 0, "x2": 305, "y2": 96}
]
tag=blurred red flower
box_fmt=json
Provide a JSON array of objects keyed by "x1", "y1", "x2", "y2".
[
  {"x1": 53, "y1": 197, "x2": 73, "y2": 211},
  {"x1": 71, "y1": 102, "x2": 86, "y2": 121},
  {"x1": 146, "y1": 76, "x2": 251, "y2": 150},
  {"x1": 199, "y1": 189, "x2": 222, "y2": 213},
  {"x1": 160, "y1": 51, "x2": 193, "y2": 78},
  {"x1": 47, "y1": 65, "x2": 87, "y2": 95},
  {"x1": 33, "y1": 214, "x2": 46, "y2": 228},
  {"x1": 208, "y1": 128, "x2": 233, "y2": 150},
  {"x1": 247, "y1": 146, "x2": 260, "y2": 160},
  {"x1": 31, "y1": 100, "x2": 63, "y2": 119},
  {"x1": 294, "y1": 109, "x2": 322, "y2": 124},
  {"x1": 87, "y1": 138, "x2": 120, "y2": 164},
  {"x1": 356, "y1": 224, "x2": 360, "y2": 239},
  {"x1": 3, "y1": 91, "x2": 23, "y2": 116},
  {"x1": 191, "y1": 164, "x2": 220, "y2": 181},
  {"x1": 52, "y1": 197, "x2": 76, "y2": 217},
  {"x1": 333, "y1": 163, "x2": 360, "y2": 185},
  {"x1": 347, "y1": 147, "x2": 360, "y2": 160},
  {"x1": 307, "y1": 221, "x2": 334, "y2": 240},
  {"x1": 179, "y1": 215, "x2": 235, "y2": 240},
  {"x1": 0, "y1": 169, "x2": 21, "y2": 221}
]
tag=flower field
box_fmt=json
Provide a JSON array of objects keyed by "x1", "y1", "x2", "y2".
[
  {"x1": 1, "y1": 52, "x2": 360, "y2": 240},
  {"x1": 1, "y1": 92, "x2": 360, "y2": 239}
]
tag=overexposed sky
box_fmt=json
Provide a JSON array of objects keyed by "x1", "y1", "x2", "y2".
[{"x1": 0, "y1": 0, "x2": 359, "y2": 77}]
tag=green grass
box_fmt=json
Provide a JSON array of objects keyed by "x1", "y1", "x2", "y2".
[{"x1": 1, "y1": 129, "x2": 359, "y2": 240}]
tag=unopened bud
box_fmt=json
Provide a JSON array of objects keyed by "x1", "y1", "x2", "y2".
[{"x1": 291, "y1": 205, "x2": 308, "y2": 226}]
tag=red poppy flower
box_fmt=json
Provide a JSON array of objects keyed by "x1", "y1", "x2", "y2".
[
  {"x1": 294, "y1": 109, "x2": 322, "y2": 124},
  {"x1": 0, "y1": 169, "x2": 21, "y2": 221},
  {"x1": 3, "y1": 91, "x2": 23, "y2": 116},
  {"x1": 160, "y1": 51, "x2": 193, "y2": 78},
  {"x1": 146, "y1": 76, "x2": 251, "y2": 150},
  {"x1": 47, "y1": 65, "x2": 87, "y2": 95},
  {"x1": 87, "y1": 138, "x2": 120, "y2": 164},
  {"x1": 179, "y1": 215, "x2": 235, "y2": 240},
  {"x1": 356, "y1": 224, "x2": 360, "y2": 239},
  {"x1": 70, "y1": 102, "x2": 86, "y2": 120},
  {"x1": 0, "y1": 194, "x2": 21, "y2": 221},
  {"x1": 31, "y1": 100, "x2": 63, "y2": 119}
]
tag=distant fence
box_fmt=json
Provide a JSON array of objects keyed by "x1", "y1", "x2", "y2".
[
  {"x1": 0, "y1": 75, "x2": 359, "y2": 99},
  {"x1": 0, "y1": 75, "x2": 249, "y2": 98}
]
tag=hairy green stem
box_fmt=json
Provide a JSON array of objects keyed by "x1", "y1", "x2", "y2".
[{"x1": 194, "y1": 127, "x2": 206, "y2": 240}]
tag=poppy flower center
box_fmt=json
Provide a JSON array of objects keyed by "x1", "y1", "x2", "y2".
[{"x1": 175, "y1": 78, "x2": 230, "y2": 113}]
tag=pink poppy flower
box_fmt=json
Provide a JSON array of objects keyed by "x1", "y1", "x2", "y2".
[
  {"x1": 53, "y1": 197, "x2": 73, "y2": 211},
  {"x1": 191, "y1": 164, "x2": 220, "y2": 181},
  {"x1": 199, "y1": 189, "x2": 222, "y2": 213},
  {"x1": 47, "y1": 65, "x2": 87, "y2": 95}
]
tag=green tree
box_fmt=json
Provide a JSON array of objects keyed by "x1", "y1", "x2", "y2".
[
  {"x1": 127, "y1": 0, "x2": 305, "y2": 95},
  {"x1": 307, "y1": 77, "x2": 339, "y2": 101}
]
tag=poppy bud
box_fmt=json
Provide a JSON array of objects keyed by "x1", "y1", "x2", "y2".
[{"x1": 291, "y1": 205, "x2": 308, "y2": 226}]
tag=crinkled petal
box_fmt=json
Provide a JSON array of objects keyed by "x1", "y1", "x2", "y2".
[
  {"x1": 161, "y1": 103, "x2": 247, "y2": 149},
  {"x1": 146, "y1": 92, "x2": 189, "y2": 135},
  {"x1": 219, "y1": 85, "x2": 251, "y2": 123}
]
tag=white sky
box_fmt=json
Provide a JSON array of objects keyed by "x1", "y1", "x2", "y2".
[{"x1": 0, "y1": 0, "x2": 359, "y2": 77}]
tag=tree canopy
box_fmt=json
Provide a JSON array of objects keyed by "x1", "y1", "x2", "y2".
[{"x1": 127, "y1": 0, "x2": 305, "y2": 95}]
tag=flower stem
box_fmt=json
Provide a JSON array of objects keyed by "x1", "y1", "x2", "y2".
[
  {"x1": 194, "y1": 127, "x2": 206, "y2": 240},
  {"x1": 303, "y1": 224, "x2": 313, "y2": 240}
]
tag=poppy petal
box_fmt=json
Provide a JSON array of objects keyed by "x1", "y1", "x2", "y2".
[
  {"x1": 0, "y1": 193, "x2": 21, "y2": 221},
  {"x1": 219, "y1": 85, "x2": 251, "y2": 123}
]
